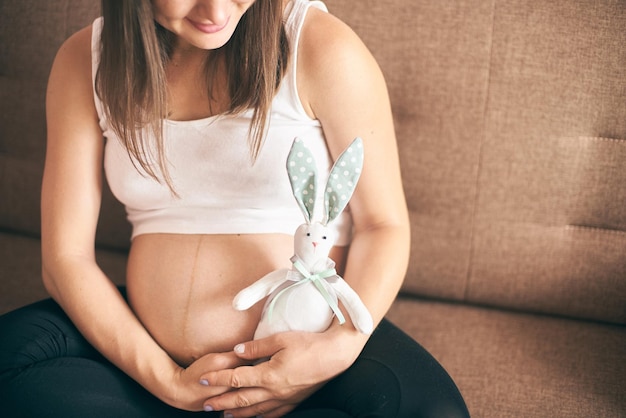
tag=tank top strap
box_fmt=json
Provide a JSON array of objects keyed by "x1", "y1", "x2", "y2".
[
  {"x1": 283, "y1": 0, "x2": 328, "y2": 44},
  {"x1": 90, "y1": 17, "x2": 109, "y2": 133}
]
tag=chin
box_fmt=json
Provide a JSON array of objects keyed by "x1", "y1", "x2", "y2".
[{"x1": 195, "y1": 37, "x2": 232, "y2": 50}]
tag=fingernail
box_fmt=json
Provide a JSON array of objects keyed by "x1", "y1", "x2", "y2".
[
  {"x1": 203, "y1": 405, "x2": 214, "y2": 412},
  {"x1": 234, "y1": 344, "x2": 245, "y2": 354},
  {"x1": 199, "y1": 379, "x2": 209, "y2": 386},
  {"x1": 224, "y1": 413, "x2": 234, "y2": 418}
]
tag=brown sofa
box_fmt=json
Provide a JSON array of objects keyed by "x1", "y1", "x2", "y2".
[{"x1": 1, "y1": 1, "x2": 624, "y2": 417}]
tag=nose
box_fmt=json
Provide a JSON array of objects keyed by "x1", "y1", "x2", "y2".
[
  {"x1": 312, "y1": 242, "x2": 318, "y2": 248},
  {"x1": 194, "y1": 0, "x2": 230, "y2": 26}
]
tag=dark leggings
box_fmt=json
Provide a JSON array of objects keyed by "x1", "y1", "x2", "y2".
[{"x1": 0, "y1": 295, "x2": 469, "y2": 418}]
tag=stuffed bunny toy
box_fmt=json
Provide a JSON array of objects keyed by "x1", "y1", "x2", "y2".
[{"x1": 233, "y1": 137, "x2": 374, "y2": 339}]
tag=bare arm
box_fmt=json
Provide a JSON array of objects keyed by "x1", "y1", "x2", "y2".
[
  {"x1": 41, "y1": 26, "x2": 235, "y2": 411},
  {"x1": 302, "y1": 8, "x2": 410, "y2": 332}
]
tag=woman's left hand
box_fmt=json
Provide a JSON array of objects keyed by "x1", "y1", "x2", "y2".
[{"x1": 200, "y1": 328, "x2": 365, "y2": 418}]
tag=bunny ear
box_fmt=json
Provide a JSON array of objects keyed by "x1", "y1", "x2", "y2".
[
  {"x1": 324, "y1": 137, "x2": 364, "y2": 224},
  {"x1": 287, "y1": 138, "x2": 317, "y2": 223}
]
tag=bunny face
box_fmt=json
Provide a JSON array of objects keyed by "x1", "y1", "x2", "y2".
[{"x1": 294, "y1": 222, "x2": 337, "y2": 266}]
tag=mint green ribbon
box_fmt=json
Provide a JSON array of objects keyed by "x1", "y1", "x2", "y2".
[{"x1": 267, "y1": 260, "x2": 346, "y2": 325}]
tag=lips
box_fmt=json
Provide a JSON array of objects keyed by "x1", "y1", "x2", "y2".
[{"x1": 187, "y1": 16, "x2": 230, "y2": 34}]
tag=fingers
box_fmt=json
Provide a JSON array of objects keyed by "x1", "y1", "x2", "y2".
[
  {"x1": 201, "y1": 334, "x2": 296, "y2": 389},
  {"x1": 206, "y1": 351, "x2": 248, "y2": 370},
  {"x1": 193, "y1": 351, "x2": 247, "y2": 386},
  {"x1": 232, "y1": 334, "x2": 285, "y2": 361},
  {"x1": 198, "y1": 333, "x2": 317, "y2": 416},
  {"x1": 203, "y1": 389, "x2": 297, "y2": 418},
  {"x1": 179, "y1": 351, "x2": 248, "y2": 407},
  {"x1": 204, "y1": 361, "x2": 278, "y2": 389}
]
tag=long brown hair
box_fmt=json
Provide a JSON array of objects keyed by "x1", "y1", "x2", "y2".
[{"x1": 95, "y1": 0, "x2": 289, "y2": 191}]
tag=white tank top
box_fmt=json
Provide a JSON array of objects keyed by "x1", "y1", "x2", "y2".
[{"x1": 91, "y1": 0, "x2": 353, "y2": 245}]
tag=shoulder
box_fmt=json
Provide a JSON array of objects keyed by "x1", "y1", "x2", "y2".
[
  {"x1": 296, "y1": 7, "x2": 386, "y2": 120},
  {"x1": 47, "y1": 23, "x2": 95, "y2": 98},
  {"x1": 47, "y1": 23, "x2": 101, "y2": 135},
  {"x1": 299, "y1": 7, "x2": 372, "y2": 68},
  {"x1": 49, "y1": 24, "x2": 94, "y2": 89}
]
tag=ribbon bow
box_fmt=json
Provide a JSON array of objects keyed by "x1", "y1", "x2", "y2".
[{"x1": 267, "y1": 259, "x2": 346, "y2": 325}]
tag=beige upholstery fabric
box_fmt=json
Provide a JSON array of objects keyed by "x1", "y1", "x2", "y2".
[
  {"x1": 1, "y1": 1, "x2": 624, "y2": 416},
  {"x1": 326, "y1": 0, "x2": 626, "y2": 324},
  {"x1": 388, "y1": 299, "x2": 626, "y2": 418}
]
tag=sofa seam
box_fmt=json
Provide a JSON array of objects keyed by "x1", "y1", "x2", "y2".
[
  {"x1": 565, "y1": 224, "x2": 626, "y2": 236},
  {"x1": 573, "y1": 136, "x2": 626, "y2": 144},
  {"x1": 464, "y1": 0, "x2": 497, "y2": 302}
]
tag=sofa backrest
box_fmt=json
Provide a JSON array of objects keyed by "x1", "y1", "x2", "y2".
[
  {"x1": 1, "y1": 0, "x2": 624, "y2": 325},
  {"x1": 0, "y1": 0, "x2": 131, "y2": 248},
  {"x1": 325, "y1": 0, "x2": 626, "y2": 325}
]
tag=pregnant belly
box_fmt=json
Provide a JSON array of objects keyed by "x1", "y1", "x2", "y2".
[{"x1": 125, "y1": 233, "x2": 294, "y2": 366}]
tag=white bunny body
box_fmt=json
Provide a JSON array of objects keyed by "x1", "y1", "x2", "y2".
[
  {"x1": 232, "y1": 138, "x2": 373, "y2": 337},
  {"x1": 239, "y1": 265, "x2": 337, "y2": 339},
  {"x1": 235, "y1": 272, "x2": 335, "y2": 339}
]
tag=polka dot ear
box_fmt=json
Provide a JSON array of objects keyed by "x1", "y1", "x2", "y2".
[
  {"x1": 324, "y1": 137, "x2": 364, "y2": 225},
  {"x1": 287, "y1": 138, "x2": 318, "y2": 223}
]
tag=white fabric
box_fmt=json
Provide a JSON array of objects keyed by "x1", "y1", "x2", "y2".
[{"x1": 91, "y1": 0, "x2": 353, "y2": 244}]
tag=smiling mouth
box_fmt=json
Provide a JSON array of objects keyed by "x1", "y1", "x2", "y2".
[{"x1": 187, "y1": 17, "x2": 230, "y2": 34}]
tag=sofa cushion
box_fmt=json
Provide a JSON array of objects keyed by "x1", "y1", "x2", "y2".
[
  {"x1": 0, "y1": 0, "x2": 132, "y2": 250},
  {"x1": 387, "y1": 298, "x2": 626, "y2": 418},
  {"x1": 0, "y1": 232, "x2": 127, "y2": 314}
]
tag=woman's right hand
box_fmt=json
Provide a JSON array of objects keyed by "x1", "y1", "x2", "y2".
[{"x1": 167, "y1": 351, "x2": 249, "y2": 411}]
